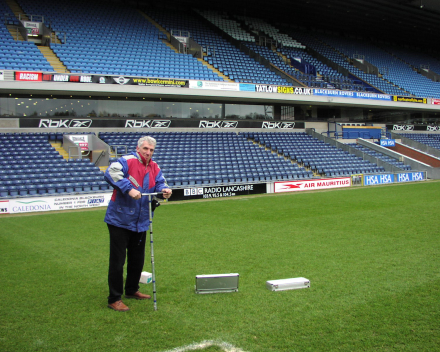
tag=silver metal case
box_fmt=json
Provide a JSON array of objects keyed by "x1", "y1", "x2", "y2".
[
  {"x1": 195, "y1": 273, "x2": 239, "y2": 294},
  {"x1": 266, "y1": 277, "x2": 310, "y2": 291}
]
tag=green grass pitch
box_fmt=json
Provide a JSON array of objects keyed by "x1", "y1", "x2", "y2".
[{"x1": 1, "y1": 181, "x2": 439, "y2": 351}]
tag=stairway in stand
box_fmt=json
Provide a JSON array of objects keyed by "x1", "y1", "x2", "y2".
[
  {"x1": 38, "y1": 46, "x2": 69, "y2": 73},
  {"x1": 50, "y1": 141, "x2": 69, "y2": 160}
]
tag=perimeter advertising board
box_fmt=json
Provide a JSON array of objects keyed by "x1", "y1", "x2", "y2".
[
  {"x1": 15, "y1": 71, "x2": 42, "y2": 81},
  {"x1": 363, "y1": 173, "x2": 394, "y2": 186},
  {"x1": 274, "y1": 177, "x2": 351, "y2": 193},
  {"x1": 0, "y1": 193, "x2": 112, "y2": 214},
  {"x1": 392, "y1": 96, "x2": 427, "y2": 104},
  {"x1": 189, "y1": 80, "x2": 240, "y2": 91},
  {"x1": 256, "y1": 85, "x2": 312, "y2": 95},
  {"x1": 395, "y1": 172, "x2": 425, "y2": 183},
  {"x1": 171, "y1": 183, "x2": 267, "y2": 201},
  {"x1": 0, "y1": 200, "x2": 8, "y2": 214},
  {"x1": 44, "y1": 73, "x2": 188, "y2": 87},
  {"x1": 313, "y1": 89, "x2": 391, "y2": 101},
  {"x1": 14, "y1": 71, "x2": 189, "y2": 87},
  {"x1": 363, "y1": 171, "x2": 425, "y2": 186}
]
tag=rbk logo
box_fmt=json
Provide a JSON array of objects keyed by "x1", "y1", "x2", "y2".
[
  {"x1": 262, "y1": 122, "x2": 295, "y2": 129},
  {"x1": 151, "y1": 120, "x2": 171, "y2": 128},
  {"x1": 199, "y1": 121, "x2": 237, "y2": 128},
  {"x1": 124, "y1": 120, "x2": 171, "y2": 128},
  {"x1": 38, "y1": 119, "x2": 91, "y2": 128},
  {"x1": 69, "y1": 120, "x2": 92, "y2": 128},
  {"x1": 222, "y1": 121, "x2": 238, "y2": 128},
  {"x1": 393, "y1": 125, "x2": 414, "y2": 131}
]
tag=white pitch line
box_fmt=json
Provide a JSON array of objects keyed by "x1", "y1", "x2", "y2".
[{"x1": 162, "y1": 340, "x2": 247, "y2": 352}]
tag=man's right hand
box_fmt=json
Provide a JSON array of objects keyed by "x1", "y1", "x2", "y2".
[{"x1": 128, "y1": 188, "x2": 141, "y2": 200}]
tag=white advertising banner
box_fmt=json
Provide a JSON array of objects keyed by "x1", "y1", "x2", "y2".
[
  {"x1": 0, "y1": 192, "x2": 112, "y2": 215},
  {"x1": 189, "y1": 80, "x2": 240, "y2": 91},
  {"x1": 274, "y1": 177, "x2": 351, "y2": 193}
]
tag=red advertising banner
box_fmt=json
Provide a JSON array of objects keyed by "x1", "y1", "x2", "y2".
[
  {"x1": 432, "y1": 99, "x2": 440, "y2": 105},
  {"x1": 15, "y1": 71, "x2": 42, "y2": 81}
]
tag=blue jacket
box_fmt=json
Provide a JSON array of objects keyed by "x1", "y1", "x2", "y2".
[{"x1": 104, "y1": 151, "x2": 168, "y2": 232}]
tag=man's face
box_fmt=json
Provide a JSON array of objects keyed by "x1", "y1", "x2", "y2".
[{"x1": 136, "y1": 141, "x2": 155, "y2": 163}]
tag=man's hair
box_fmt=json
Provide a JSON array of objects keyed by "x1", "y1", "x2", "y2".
[{"x1": 137, "y1": 136, "x2": 157, "y2": 148}]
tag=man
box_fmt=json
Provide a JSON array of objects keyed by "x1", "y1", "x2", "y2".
[{"x1": 104, "y1": 136, "x2": 172, "y2": 312}]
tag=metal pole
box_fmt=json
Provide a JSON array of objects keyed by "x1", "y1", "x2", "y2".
[
  {"x1": 147, "y1": 194, "x2": 157, "y2": 311},
  {"x1": 142, "y1": 192, "x2": 163, "y2": 311}
]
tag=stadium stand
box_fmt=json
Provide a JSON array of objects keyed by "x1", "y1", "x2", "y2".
[
  {"x1": 385, "y1": 45, "x2": 440, "y2": 87},
  {"x1": 4, "y1": 126, "x2": 435, "y2": 199},
  {"x1": 318, "y1": 35, "x2": 440, "y2": 99},
  {"x1": 244, "y1": 132, "x2": 386, "y2": 177},
  {"x1": 0, "y1": 0, "x2": 438, "y2": 95},
  {"x1": 233, "y1": 15, "x2": 305, "y2": 50},
  {"x1": 0, "y1": 132, "x2": 107, "y2": 198},
  {"x1": 15, "y1": 0, "x2": 222, "y2": 80},
  {"x1": 148, "y1": 8, "x2": 291, "y2": 85},
  {"x1": 399, "y1": 133, "x2": 440, "y2": 151},
  {"x1": 349, "y1": 143, "x2": 411, "y2": 171},
  {"x1": 0, "y1": 1, "x2": 53, "y2": 72},
  {"x1": 99, "y1": 131, "x2": 313, "y2": 187},
  {"x1": 233, "y1": 14, "x2": 369, "y2": 91},
  {"x1": 284, "y1": 29, "x2": 413, "y2": 96},
  {"x1": 0, "y1": 0, "x2": 439, "y2": 201}
]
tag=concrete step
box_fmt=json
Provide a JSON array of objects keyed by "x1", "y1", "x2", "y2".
[
  {"x1": 50, "y1": 141, "x2": 69, "y2": 160},
  {"x1": 38, "y1": 46, "x2": 69, "y2": 73},
  {"x1": 6, "y1": 25, "x2": 24, "y2": 41}
]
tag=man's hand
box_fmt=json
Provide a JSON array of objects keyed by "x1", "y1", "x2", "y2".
[
  {"x1": 128, "y1": 188, "x2": 142, "y2": 200},
  {"x1": 162, "y1": 188, "x2": 172, "y2": 199}
]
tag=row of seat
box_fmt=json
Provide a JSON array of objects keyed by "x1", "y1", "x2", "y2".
[
  {"x1": 0, "y1": 129, "x2": 107, "y2": 197},
  {"x1": 1, "y1": 130, "x2": 435, "y2": 198},
  {"x1": 400, "y1": 133, "x2": 440, "y2": 150},
  {"x1": 349, "y1": 144, "x2": 411, "y2": 170},
  {"x1": 1, "y1": 0, "x2": 440, "y2": 97},
  {"x1": 0, "y1": 181, "x2": 110, "y2": 197},
  {"x1": 101, "y1": 131, "x2": 313, "y2": 186},
  {"x1": 245, "y1": 132, "x2": 403, "y2": 176}
]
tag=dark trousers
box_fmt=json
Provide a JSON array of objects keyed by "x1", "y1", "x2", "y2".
[{"x1": 107, "y1": 224, "x2": 147, "y2": 304}]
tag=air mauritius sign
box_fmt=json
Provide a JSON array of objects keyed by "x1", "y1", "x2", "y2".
[{"x1": 274, "y1": 177, "x2": 351, "y2": 193}]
